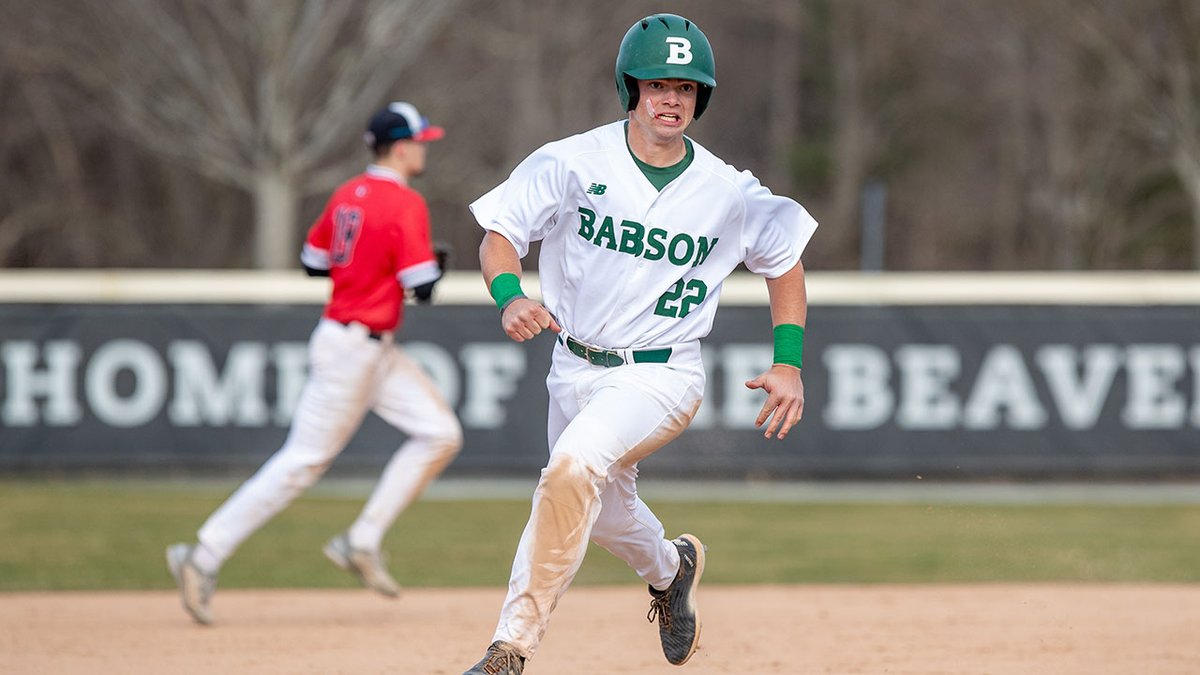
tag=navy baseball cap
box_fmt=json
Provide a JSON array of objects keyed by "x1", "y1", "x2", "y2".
[{"x1": 364, "y1": 102, "x2": 445, "y2": 146}]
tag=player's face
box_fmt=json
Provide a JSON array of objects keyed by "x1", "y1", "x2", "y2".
[
  {"x1": 393, "y1": 140, "x2": 427, "y2": 177},
  {"x1": 631, "y1": 78, "x2": 697, "y2": 140}
]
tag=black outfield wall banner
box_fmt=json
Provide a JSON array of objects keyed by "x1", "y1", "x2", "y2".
[{"x1": 1, "y1": 302, "x2": 1198, "y2": 479}]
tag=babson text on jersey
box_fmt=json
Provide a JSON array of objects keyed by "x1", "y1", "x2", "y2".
[{"x1": 577, "y1": 207, "x2": 718, "y2": 268}]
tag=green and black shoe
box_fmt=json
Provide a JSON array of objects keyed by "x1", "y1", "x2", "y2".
[
  {"x1": 647, "y1": 533, "x2": 706, "y2": 665},
  {"x1": 463, "y1": 640, "x2": 525, "y2": 675}
]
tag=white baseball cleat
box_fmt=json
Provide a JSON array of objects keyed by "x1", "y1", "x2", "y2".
[
  {"x1": 166, "y1": 542, "x2": 217, "y2": 625},
  {"x1": 323, "y1": 532, "x2": 401, "y2": 598}
]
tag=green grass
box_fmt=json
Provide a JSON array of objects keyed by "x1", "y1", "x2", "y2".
[{"x1": 1, "y1": 480, "x2": 1198, "y2": 591}]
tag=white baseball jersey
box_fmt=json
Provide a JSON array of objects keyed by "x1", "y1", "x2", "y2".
[
  {"x1": 469, "y1": 120, "x2": 818, "y2": 658},
  {"x1": 470, "y1": 120, "x2": 818, "y2": 351}
]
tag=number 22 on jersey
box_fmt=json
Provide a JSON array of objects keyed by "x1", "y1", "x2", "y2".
[{"x1": 655, "y1": 278, "x2": 707, "y2": 318}]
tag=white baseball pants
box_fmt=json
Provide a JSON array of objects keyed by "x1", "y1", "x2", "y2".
[
  {"x1": 493, "y1": 340, "x2": 705, "y2": 656},
  {"x1": 196, "y1": 318, "x2": 462, "y2": 567}
]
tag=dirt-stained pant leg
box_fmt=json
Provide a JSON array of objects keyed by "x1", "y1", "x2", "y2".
[
  {"x1": 493, "y1": 346, "x2": 704, "y2": 657},
  {"x1": 197, "y1": 320, "x2": 380, "y2": 565}
]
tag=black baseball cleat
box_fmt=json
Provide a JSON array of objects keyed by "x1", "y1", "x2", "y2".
[
  {"x1": 463, "y1": 640, "x2": 526, "y2": 675},
  {"x1": 647, "y1": 533, "x2": 706, "y2": 665}
]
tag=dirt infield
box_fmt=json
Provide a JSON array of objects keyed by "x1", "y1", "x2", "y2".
[{"x1": 3, "y1": 584, "x2": 1198, "y2": 674}]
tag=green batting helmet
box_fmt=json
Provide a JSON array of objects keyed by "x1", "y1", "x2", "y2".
[{"x1": 615, "y1": 14, "x2": 717, "y2": 120}]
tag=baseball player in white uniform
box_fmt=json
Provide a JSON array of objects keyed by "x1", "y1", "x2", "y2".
[
  {"x1": 463, "y1": 13, "x2": 817, "y2": 674},
  {"x1": 166, "y1": 102, "x2": 463, "y2": 625}
]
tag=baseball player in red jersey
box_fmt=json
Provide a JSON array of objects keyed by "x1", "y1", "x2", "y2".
[{"x1": 167, "y1": 102, "x2": 463, "y2": 625}]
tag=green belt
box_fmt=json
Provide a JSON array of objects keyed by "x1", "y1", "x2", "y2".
[{"x1": 562, "y1": 336, "x2": 672, "y2": 368}]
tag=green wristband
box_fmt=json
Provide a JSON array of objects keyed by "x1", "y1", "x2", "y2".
[
  {"x1": 489, "y1": 273, "x2": 525, "y2": 311},
  {"x1": 773, "y1": 323, "x2": 805, "y2": 369}
]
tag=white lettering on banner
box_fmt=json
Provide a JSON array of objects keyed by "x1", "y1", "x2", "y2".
[
  {"x1": 963, "y1": 345, "x2": 1047, "y2": 429},
  {"x1": 1192, "y1": 346, "x2": 1200, "y2": 427},
  {"x1": 4, "y1": 337, "x2": 1200, "y2": 433},
  {"x1": 459, "y1": 343, "x2": 525, "y2": 428},
  {"x1": 1123, "y1": 345, "x2": 1187, "y2": 429},
  {"x1": 896, "y1": 345, "x2": 961, "y2": 429},
  {"x1": 85, "y1": 340, "x2": 166, "y2": 427},
  {"x1": 1036, "y1": 345, "x2": 1122, "y2": 429},
  {"x1": 822, "y1": 345, "x2": 893, "y2": 429},
  {"x1": 272, "y1": 343, "x2": 309, "y2": 424},
  {"x1": 2, "y1": 341, "x2": 83, "y2": 426},
  {"x1": 821, "y1": 342, "x2": 1192, "y2": 432},
  {"x1": 168, "y1": 341, "x2": 269, "y2": 426}
]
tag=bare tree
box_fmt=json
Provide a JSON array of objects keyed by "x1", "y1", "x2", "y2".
[
  {"x1": 824, "y1": 0, "x2": 931, "y2": 269},
  {"x1": 29, "y1": 0, "x2": 461, "y2": 268},
  {"x1": 988, "y1": 1, "x2": 1144, "y2": 269},
  {"x1": 1067, "y1": 0, "x2": 1200, "y2": 267},
  {"x1": 3, "y1": 0, "x2": 1197, "y2": 272}
]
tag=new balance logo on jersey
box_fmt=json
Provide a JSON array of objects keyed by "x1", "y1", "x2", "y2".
[
  {"x1": 577, "y1": 206, "x2": 718, "y2": 268},
  {"x1": 586, "y1": 183, "x2": 607, "y2": 195}
]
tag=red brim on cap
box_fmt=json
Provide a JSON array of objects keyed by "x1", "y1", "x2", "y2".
[{"x1": 412, "y1": 126, "x2": 445, "y2": 142}]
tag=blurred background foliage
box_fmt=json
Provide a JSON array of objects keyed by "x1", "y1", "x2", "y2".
[{"x1": 1, "y1": 0, "x2": 1199, "y2": 272}]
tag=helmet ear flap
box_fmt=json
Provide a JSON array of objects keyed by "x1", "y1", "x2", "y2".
[
  {"x1": 623, "y1": 74, "x2": 640, "y2": 112},
  {"x1": 694, "y1": 84, "x2": 712, "y2": 120}
]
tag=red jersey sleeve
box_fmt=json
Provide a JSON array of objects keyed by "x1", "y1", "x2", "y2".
[
  {"x1": 301, "y1": 201, "x2": 334, "y2": 272},
  {"x1": 394, "y1": 191, "x2": 440, "y2": 289}
]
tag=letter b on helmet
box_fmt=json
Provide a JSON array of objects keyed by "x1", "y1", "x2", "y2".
[
  {"x1": 615, "y1": 14, "x2": 716, "y2": 119},
  {"x1": 665, "y1": 37, "x2": 693, "y2": 64}
]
